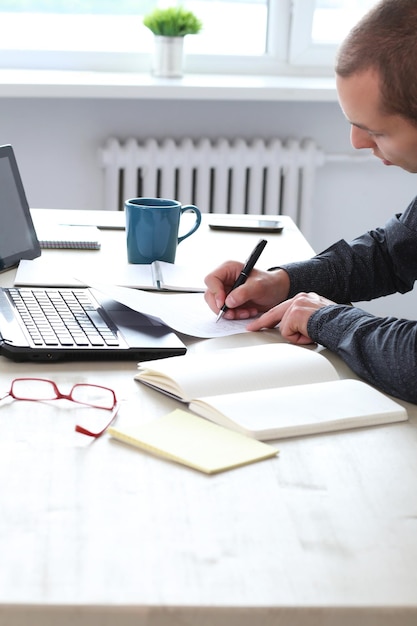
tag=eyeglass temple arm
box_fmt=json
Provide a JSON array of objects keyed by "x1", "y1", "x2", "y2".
[{"x1": 75, "y1": 403, "x2": 119, "y2": 438}]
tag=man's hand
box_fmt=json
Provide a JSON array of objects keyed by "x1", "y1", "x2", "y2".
[
  {"x1": 204, "y1": 262, "x2": 290, "y2": 320},
  {"x1": 247, "y1": 292, "x2": 335, "y2": 344}
]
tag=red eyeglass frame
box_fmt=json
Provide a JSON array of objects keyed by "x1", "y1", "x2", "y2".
[{"x1": 1, "y1": 377, "x2": 119, "y2": 438}]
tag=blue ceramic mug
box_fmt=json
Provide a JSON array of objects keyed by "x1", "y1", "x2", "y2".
[{"x1": 124, "y1": 197, "x2": 202, "y2": 264}]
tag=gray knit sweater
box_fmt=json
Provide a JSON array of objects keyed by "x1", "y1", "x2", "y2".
[{"x1": 281, "y1": 196, "x2": 417, "y2": 403}]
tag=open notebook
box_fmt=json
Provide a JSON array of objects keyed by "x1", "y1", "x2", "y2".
[
  {"x1": 15, "y1": 257, "x2": 206, "y2": 291},
  {"x1": 134, "y1": 343, "x2": 408, "y2": 440}
]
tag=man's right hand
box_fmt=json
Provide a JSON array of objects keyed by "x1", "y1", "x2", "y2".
[{"x1": 204, "y1": 261, "x2": 291, "y2": 320}]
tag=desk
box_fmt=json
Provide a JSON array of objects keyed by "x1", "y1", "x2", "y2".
[{"x1": 1, "y1": 210, "x2": 417, "y2": 626}]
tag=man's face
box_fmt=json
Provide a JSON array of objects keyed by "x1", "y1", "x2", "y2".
[{"x1": 336, "y1": 69, "x2": 417, "y2": 173}]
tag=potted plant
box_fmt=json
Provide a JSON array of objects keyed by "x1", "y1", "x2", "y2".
[{"x1": 143, "y1": 6, "x2": 203, "y2": 77}]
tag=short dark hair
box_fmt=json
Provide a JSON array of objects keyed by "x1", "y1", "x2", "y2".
[{"x1": 335, "y1": 0, "x2": 417, "y2": 124}]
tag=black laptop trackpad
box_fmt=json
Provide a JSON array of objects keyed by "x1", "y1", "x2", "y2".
[
  {"x1": 109, "y1": 308, "x2": 160, "y2": 328},
  {"x1": 98, "y1": 296, "x2": 163, "y2": 328}
]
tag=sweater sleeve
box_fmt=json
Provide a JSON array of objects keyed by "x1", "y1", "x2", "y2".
[
  {"x1": 275, "y1": 197, "x2": 417, "y2": 403},
  {"x1": 281, "y1": 196, "x2": 417, "y2": 303},
  {"x1": 307, "y1": 304, "x2": 417, "y2": 403}
]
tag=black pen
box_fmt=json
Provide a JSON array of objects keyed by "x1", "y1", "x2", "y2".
[{"x1": 216, "y1": 238, "x2": 268, "y2": 322}]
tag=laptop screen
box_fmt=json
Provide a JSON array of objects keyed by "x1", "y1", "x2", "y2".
[{"x1": 0, "y1": 144, "x2": 41, "y2": 271}]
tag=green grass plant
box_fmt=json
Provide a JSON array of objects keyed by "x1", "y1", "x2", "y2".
[{"x1": 143, "y1": 6, "x2": 202, "y2": 37}]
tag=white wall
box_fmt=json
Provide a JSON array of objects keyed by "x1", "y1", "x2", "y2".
[{"x1": 1, "y1": 96, "x2": 416, "y2": 318}]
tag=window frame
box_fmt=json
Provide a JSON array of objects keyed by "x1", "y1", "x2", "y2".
[
  {"x1": 0, "y1": 0, "x2": 350, "y2": 76},
  {"x1": 289, "y1": 0, "x2": 338, "y2": 67}
]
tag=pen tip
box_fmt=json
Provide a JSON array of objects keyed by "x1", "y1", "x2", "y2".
[{"x1": 215, "y1": 310, "x2": 223, "y2": 323}]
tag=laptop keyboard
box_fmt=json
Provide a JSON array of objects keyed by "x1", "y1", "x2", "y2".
[{"x1": 7, "y1": 288, "x2": 120, "y2": 348}]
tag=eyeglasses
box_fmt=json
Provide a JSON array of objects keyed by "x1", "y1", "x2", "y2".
[{"x1": 0, "y1": 378, "x2": 119, "y2": 438}]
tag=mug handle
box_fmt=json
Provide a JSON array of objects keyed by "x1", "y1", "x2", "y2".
[{"x1": 178, "y1": 205, "x2": 202, "y2": 244}]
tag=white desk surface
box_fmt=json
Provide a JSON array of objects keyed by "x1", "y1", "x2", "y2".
[{"x1": 1, "y1": 210, "x2": 417, "y2": 626}]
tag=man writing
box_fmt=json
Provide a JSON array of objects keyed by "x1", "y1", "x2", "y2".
[{"x1": 204, "y1": 0, "x2": 417, "y2": 404}]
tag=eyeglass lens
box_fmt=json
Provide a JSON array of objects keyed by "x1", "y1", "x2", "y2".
[{"x1": 11, "y1": 379, "x2": 115, "y2": 409}]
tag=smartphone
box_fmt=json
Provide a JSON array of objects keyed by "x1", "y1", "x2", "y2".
[{"x1": 208, "y1": 218, "x2": 284, "y2": 233}]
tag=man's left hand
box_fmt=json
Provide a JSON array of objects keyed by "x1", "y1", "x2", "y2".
[{"x1": 246, "y1": 292, "x2": 335, "y2": 345}]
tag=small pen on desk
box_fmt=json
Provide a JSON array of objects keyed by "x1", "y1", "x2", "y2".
[{"x1": 216, "y1": 238, "x2": 268, "y2": 322}]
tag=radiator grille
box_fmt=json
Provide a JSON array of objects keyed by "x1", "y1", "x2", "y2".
[{"x1": 99, "y1": 136, "x2": 374, "y2": 238}]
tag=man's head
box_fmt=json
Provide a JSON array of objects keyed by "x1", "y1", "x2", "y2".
[
  {"x1": 336, "y1": 0, "x2": 417, "y2": 124},
  {"x1": 336, "y1": 0, "x2": 417, "y2": 172}
]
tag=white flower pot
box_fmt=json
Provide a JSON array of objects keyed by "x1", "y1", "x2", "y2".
[{"x1": 152, "y1": 36, "x2": 184, "y2": 78}]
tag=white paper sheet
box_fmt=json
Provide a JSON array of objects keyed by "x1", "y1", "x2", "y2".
[{"x1": 88, "y1": 282, "x2": 252, "y2": 338}]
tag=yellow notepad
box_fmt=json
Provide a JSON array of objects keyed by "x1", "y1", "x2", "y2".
[{"x1": 108, "y1": 409, "x2": 278, "y2": 474}]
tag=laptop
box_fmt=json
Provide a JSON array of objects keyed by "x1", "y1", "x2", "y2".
[{"x1": 0, "y1": 144, "x2": 187, "y2": 362}]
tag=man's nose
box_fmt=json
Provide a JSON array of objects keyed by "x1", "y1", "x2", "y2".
[{"x1": 350, "y1": 125, "x2": 376, "y2": 150}]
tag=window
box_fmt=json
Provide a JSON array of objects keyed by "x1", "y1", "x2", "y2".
[
  {"x1": 0, "y1": 0, "x2": 379, "y2": 75},
  {"x1": 289, "y1": 0, "x2": 378, "y2": 66}
]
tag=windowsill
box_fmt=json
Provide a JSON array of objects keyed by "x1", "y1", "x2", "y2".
[{"x1": 0, "y1": 69, "x2": 337, "y2": 101}]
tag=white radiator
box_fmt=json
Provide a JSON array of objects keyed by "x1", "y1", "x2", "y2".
[{"x1": 99, "y1": 136, "x2": 374, "y2": 238}]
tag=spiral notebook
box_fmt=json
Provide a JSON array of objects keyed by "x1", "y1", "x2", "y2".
[{"x1": 36, "y1": 224, "x2": 101, "y2": 250}]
